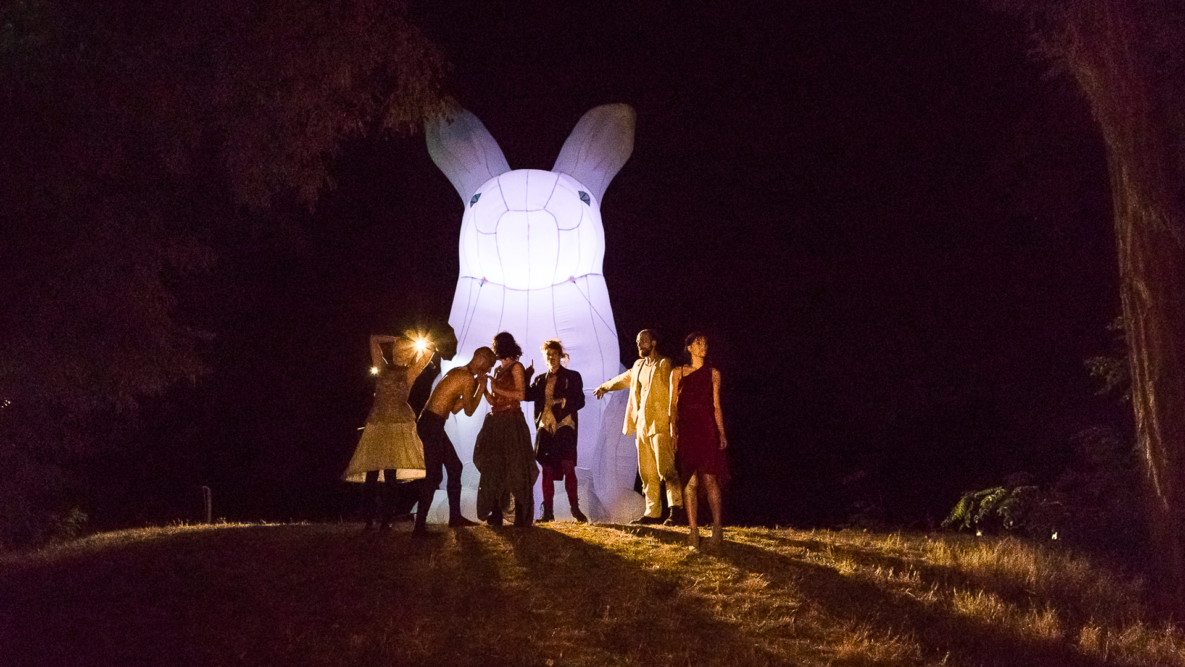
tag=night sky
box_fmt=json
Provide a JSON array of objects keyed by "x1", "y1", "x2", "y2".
[{"x1": 91, "y1": 1, "x2": 1127, "y2": 529}]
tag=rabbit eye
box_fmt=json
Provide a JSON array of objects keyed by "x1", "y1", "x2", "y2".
[
  {"x1": 469, "y1": 192, "x2": 481, "y2": 207},
  {"x1": 578, "y1": 191, "x2": 590, "y2": 206}
]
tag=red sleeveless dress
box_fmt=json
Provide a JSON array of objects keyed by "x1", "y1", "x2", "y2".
[{"x1": 675, "y1": 365, "x2": 729, "y2": 483}]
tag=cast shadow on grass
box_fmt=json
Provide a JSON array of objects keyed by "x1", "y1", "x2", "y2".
[
  {"x1": 714, "y1": 536, "x2": 1112, "y2": 667},
  {"x1": 749, "y1": 532, "x2": 1145, "y2": 629},
  {"x1": 0, "y1": 524, "x2": 540, "y2": 666},
  {"x1": 493, "y1": 525, "x2": 791, "y2": 665}
]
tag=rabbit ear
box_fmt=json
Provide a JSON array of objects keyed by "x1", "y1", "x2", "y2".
[
  {"x1": 426, "y1": 109, "x2": 511, "y2": 201},
  {"x1": 552, "y1": 104, "x2": 635, "y2": 205}
]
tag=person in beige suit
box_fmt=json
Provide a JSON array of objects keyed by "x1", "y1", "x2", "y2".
[{"x1": 594, "y1": 329, "x2": 685, "y2": 525}]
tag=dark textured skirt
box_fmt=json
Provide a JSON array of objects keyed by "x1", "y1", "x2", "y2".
[
  {"x1": 536, "y1": 425, "x2": 578, "y2": 472},
  {"x1": 474, "y1": 411, "x2": 539, "y2": 520}
]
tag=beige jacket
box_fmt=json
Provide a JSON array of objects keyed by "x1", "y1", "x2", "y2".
[{"x1": 599, "y1": 355, "x2": 672, "y2": 437}]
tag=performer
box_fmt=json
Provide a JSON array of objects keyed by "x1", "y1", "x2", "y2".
[
  {"x1": 594, "y1": 329, "x2": 685, "y2": 525},
  {"x1": 670, "y1": 332, "x2": 729, "y2": 549},
  {"x1": 412, "y1": 346, "x2": 495, "y2": 535},
  {"x1": 526, "y1": 339, "x2": 587, "y2": 523},
  {"x1": 474, "y1": 332, "x2": 539, "y2": 527},
  {"x1": 343, "y1": 334, "x2": 433, "y2": 531}
]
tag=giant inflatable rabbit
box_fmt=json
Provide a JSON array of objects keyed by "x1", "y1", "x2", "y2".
[{"x1": 423, "y1": 104, "x2": 643, "y2": 523}]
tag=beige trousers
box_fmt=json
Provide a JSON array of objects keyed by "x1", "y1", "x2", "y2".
[{"x1": 637, "y1": 430, "x2": 682, "y2": 518}]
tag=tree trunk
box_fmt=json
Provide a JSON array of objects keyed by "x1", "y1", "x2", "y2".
[{"x1": 1062, "y1": 1, "x2": 1185, "y2": 616}]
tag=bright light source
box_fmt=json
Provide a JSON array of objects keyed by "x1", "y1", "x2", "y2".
[
  {"x1": 369, "y1": 366, "x2": 379, "y2": 375},
  {"x1": 414, "y1": 337, "x2": 430, "y2": 354}
]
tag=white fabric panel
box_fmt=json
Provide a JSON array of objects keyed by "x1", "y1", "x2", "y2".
[{"x1": 523, "y1": 170, "x2": 558, "y2": 210}]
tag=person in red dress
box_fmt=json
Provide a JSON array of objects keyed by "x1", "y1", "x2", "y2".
[{"x1": 669, "y1": 332, "x2": 729, "y2": 549}]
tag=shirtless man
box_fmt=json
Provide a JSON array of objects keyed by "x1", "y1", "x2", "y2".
[{"x1": 413, "y1": 347, "x2": 497, "y2": 535}]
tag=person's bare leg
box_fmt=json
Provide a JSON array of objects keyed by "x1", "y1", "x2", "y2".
[
  {"x1": 704, "y1": 474, "x2": 723, "y2": 549},
  {"x1": 684, "y1": 473, "x2": 700, "y2": 548}
]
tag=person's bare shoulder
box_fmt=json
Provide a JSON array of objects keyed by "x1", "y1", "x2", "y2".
[
  {"x1": 438, "y1": 366, "x2": 468, "y2": 388},
  {"x1": 452, "y1": 366, "x2": 477, "y2": 380}
]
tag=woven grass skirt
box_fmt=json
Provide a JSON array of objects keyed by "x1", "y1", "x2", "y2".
[{"x1": 342, "y1": 421, "x2": 426, "y2": 483}]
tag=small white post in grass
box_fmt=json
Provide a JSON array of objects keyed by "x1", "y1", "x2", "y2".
[{"x1": 201, "y1": 485, "x2": 212, "y2": 524}]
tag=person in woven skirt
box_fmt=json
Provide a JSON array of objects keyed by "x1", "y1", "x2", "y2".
[{"x1": 343, "y1": 334, "x2": 434, "y2": 531}]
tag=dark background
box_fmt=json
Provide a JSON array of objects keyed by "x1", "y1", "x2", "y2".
[{"x1": 84, "y1": 1, "x2": 1127, "y2": 530}]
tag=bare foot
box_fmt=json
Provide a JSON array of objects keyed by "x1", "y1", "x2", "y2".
[
  {"x1": 708, "y1": 531, "x2": 724, "y2": 551},
  {"x1": 688, "y1": 530, "x2": 701, "y2": 550}
]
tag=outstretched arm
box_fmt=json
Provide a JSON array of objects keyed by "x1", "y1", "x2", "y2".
[{"x1": 594, "y1": 367, "x2": 632, "y2": 399}]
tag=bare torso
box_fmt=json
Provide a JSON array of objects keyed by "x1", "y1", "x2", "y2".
[{"x1": 424, "y1": 367, "x2": 478, "y2": 418}]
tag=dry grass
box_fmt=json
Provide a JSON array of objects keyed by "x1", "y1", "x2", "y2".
[{"x1": 1, "y1": 522, "x2": 1181, "y2": 666}]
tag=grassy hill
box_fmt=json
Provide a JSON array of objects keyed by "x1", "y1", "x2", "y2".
[{"x1": 1, "y1": 522, "x2": 1181, "y2": 666}]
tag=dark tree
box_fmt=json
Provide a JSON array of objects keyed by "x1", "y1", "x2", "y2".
[
  {"x1": 0, "y1": 0, "x2": 448, "y2": 545},
  {"x1": 998, "y1": 0, "x2": 1185, "y2": 614}
]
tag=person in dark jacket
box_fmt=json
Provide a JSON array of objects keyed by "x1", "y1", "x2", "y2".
[{"x1": 526, "y1": 339, "x2": 587, "y2": 522}]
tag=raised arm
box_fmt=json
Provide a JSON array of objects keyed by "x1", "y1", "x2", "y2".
[
  {"x1": 404, "y1": 344, "x2": 435, "y2": 385},
  {"x1": 369, "y1": 334, "x2": 395, "y2": 368},
  {"x1": 712, "y1": 368, "x2": 727, "y2": 450},
  {"x1": 524, "y1": 373, "x2": 543, "y2": 404}
]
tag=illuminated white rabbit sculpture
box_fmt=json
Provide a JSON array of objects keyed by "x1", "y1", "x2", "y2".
[{"x1": 424, "y1": 104, "x2": 643, "y2": 523}]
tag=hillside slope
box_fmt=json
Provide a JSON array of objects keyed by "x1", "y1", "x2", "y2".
[{"x1": 1, "y1": 523, "x2": 1181, "y2": 666}]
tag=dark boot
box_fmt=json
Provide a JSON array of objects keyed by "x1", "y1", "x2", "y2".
[
  {"x1": 514, "y1": 502, "x2": 534, "y2": 528},
  {"x1": 362, "y1": 470, "x2": 381, "y2": 530},
  {"x1": 487, "y1": 507, "x2": 504, "y2": 528},
  {"x1": 664, "y1": 506, "x2": 687, "y2": 526},
  {"x1": 566, "y1": 484, "x2": 585, "y2": 523},
  {"x1": 539, "y1": 502, "x2": 555, "y2": 523}
]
